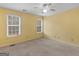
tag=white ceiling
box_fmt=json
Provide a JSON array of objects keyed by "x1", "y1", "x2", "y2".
[{"x1": 0, "y1": 3, "x2": 79, "y2": 16}]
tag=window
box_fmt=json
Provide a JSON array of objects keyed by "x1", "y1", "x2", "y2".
[
  {"x1": 7, "y1": 15, "x2": 21, "y2": 37},
  {"x1": 36, "y1": 18, "x2": 42, "y2": 33}
]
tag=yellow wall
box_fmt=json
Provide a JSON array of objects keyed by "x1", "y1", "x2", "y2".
[
  {"x1": 1, "y1": 7, "x2": 79, "y2": 47},
  {"x1": 44, "y1": 8, "x2": 79, "y2": 45},
  {"x1": 0, "y1": 8, "x2": 43, "y2": 47}
]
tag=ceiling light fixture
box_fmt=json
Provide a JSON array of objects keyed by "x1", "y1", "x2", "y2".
[{"x1": 43, "y1": 9, "x2": 47, "y2": 13}]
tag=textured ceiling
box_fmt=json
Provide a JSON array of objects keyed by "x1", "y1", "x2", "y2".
[{"x1": 0, "y1": 3, "x2": 79, "y2": 16}]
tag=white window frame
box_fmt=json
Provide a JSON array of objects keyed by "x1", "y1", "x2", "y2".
[
  {"x1": 6, "y1": 14, "x2": 21, "y2": 37},
  {"x1": 36, "y1": 18, "x2": 43, "y2": 33}
]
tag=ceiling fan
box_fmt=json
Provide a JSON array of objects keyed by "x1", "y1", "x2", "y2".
[
  {"x1": 42, "y1": 3, "x2": 55, "y2": 13},
  {"x1": 33, "y1": 3, "x2": 55, "y2": 13}
]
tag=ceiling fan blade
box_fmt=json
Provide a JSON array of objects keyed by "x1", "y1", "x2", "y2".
[
  {"x1": 48, "y1": 3, "x2": 52, "y2": 6},
  {"x1": 43, "y1": 4, "x2": 48, "y2": 7},
  {"x1": 43, "y1": 3, "x2": 52, "y2": 7},
  {"x1": 50, "y1": 9, "x2": 55, "y2": 11}
]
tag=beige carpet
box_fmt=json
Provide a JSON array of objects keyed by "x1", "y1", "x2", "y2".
[{"x1": 0, "y1": 38, "x2": 79, "y2": 56}]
